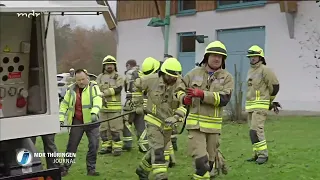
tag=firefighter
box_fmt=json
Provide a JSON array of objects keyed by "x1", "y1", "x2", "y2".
[
  {"x1": 122, "y1": 59, "x2": 149, "y2": 152},
  {"x1": 134, "y1": 58, "x2": 187, "y2": 180},
  {"x1": 245, "y1": 45, "x2": 279, "y2": 165},
  {"x1": 96, "y1": 55, "x2": 124, "y2": 156},
  {"x1": 66, "y1": 68, "x2": 75, "y2": 85},
  {"x1": 139, "y1": 56, "x2": 177, "y2": 167},
  {"x1": 176, "y1": 41, "x2": 234, "y2": 179},
  {"x1": 59, "y1": 69, "x2": 102, "y2": 176},
  {"x1": 162, "y1": 55, "x2": 178, "y2": 168}
]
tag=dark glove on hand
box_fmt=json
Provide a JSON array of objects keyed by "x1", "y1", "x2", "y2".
[
  {"x1": 183, "y1": 95, "x2": 192, "y2": 105},
  {"x1": 91, "y1": 114, "x2": 99, "y2": 122},
  {"x1": 269, "y1": 102, "x2": 282, "y2": 114},
  {"x1": 136, "y1": 106, "x2": 145, "y2": 115},
  {"x1": 187, "y1": 88, "x2": 204, "y2": 98}
]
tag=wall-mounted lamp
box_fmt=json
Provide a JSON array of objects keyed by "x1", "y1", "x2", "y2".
[{"x1": 195, "y1": 35, "x2": 208, "y2": 43}]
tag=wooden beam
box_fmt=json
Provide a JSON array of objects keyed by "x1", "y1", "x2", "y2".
[
  {"x1": 155, "y1": 0, "x2": 165, "y2": 19},
  {"x1": 279, "y1": 1, "x2": 297, "y2": 13},
  {"x1": 95, "y1": 0, "x2": 117, "y2": 30}
]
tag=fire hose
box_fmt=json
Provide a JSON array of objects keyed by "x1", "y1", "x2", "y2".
[
  {"x1": 60, "y1": 110, "x2": 135, "y2": 127},
  {"x1": 178, "y1": 77, "x2": 190, "y2": 134}
]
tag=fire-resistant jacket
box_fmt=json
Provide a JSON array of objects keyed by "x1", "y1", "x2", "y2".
[
  {"x1": 124, "y1": 66, "x2": 143, "y2": 105},
  {"x1": 59, "y1": 81, "x2": 102, "y2": 124},
  {"x1": 245, "y1": 62, "x2": 279, "y2": 111},
  {"x1": 133, "y1": 73, "x2": 187, "y2": 129},
  {"x1": 176, "y1": 67, "x2": 234, "y2": 134},
  {"x1": 96, "y1": 72, "x2": 123, "y2": 112}
]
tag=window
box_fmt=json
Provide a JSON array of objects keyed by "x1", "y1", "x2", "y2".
[
  {"x1": 177, "y1": 0, "x2": 196, "y2": 16},
  {"x1": 217, "y1": 0, "x2": 266, "y2": 11},
  {"x1": 57, "y1": 82, "x2": 66, "y2": 87},
  {"x1": 180, "y1": 35, "x2": 196, "y2": 52},
  {"x1": 57, "y1": 76, "x2": 63, "y2": 81}
]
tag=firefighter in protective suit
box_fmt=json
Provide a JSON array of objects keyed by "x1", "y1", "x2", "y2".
[
  {"x1": 245, "y1": 45, "x2": 279, "y2": 164},
  {"x1": 66, "y1": 68, "x2": 75, "y2": 85},
  {"x1": 122, "y1": 59, "x2": 149, "y2": 152},
  {"x1": 176, "y1": 41, "x2": 234, "y2": 180},
  {"x1": 96, "y1": 55, "x2": 124, "y2": 156},
  {"x1": 139, "y1": 57, "x2": 177, "y2": 167},
  {"x1": 134, "y1": 58, "x2": 187, "y2": 180}
]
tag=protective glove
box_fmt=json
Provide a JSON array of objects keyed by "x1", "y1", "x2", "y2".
[
  {"x1": 91, "y1": 113, "x2": 99, "y2": 123},
  {"x1": 183, "y1": 95, "x2": 192, "y2": 105},
  {"x1": 187, "y1": 88, "x2": 204, "y2": 98},
  {"x1": 103, "y1": 89, "x2": 112, "y2": 97},
  {"x1": 165, "y1": 116, "x2": 178, "y2": 126},
  {"x1": 135, "y1": 106, "x2": 145, "y2": 115},
  {"x1": 269, "y1": 102, "x2": 282, "y2": 114}
]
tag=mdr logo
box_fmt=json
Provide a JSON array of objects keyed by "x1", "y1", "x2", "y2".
[{"x1": 16, "y1": 148, "x2": 33, "y2": 166}]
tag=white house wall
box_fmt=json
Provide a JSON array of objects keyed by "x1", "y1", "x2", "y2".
[{"x1": 116, "y1": 1, "x2": 320, "y2": 111}]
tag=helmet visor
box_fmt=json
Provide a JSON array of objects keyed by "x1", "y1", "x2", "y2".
[
  {"x1": 143, "y1": 68, "x2": 155, "y2": 75},
  {"x1": 103, "y1": 58, "x2": 116, "y2": 64},
  {"x1": 247, "y1": 50, "x2": 261, "y2": 57},
  {"x1": 165, "y1": 69, "x2": 181, "y2": 77},
  {"x1": 206, "y1": 47, "x2": 227, "y2": 56}
]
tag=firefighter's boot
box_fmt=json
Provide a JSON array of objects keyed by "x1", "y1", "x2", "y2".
[
  {"x1": 256, "y1": 157, "x2": 268, "y2": 165},
  {"x1": 136, "y1": 167, "x2": 149, "y2": 180},
  {"x1": 246, "y1": 155, "x2": 258, "y2": 162}
]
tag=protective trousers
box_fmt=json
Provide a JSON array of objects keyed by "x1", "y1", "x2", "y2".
[
  {"x1": 31, "y1": 134, "x2": 62, "y2": 169},
  {"x1": 208, "y1": 137, "x2": 228, "y2": 177},
  {"x1": 188, "y1": 129, "x2": 219, "y2": 180},
  {"x1": 123, "y1": 112, "x2": 148, "y2": 152},
  {"x1": 136, "y1": 123, "x2": 172, "y2": 180},
  {"x1": 64, "y1": 119, "x2": 100, "y2": 172},
  {"x1": 248, "y1": 110, "x2": 268, "y2": 158},
  {"x1": 164, "y1": 139, "x2": 176, "y2": 167},
  {"x1": 100, "y1": 112, "x2": 124, "y2": 154}
]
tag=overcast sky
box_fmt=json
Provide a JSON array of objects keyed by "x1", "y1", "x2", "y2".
[
  {"x1": 0, "y1": 1, "x2": 116, "y2": 29},
  {"x1": 64, "y1": 1, "x2": 117, "y2": 29}
]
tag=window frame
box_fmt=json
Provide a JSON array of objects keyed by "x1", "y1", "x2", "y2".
[
  {"x1": 177, "y1": 32, "x2": 196, "y2": 53},
  {"x1": 177, "y1": 0, "x2": 196, "y2": 17},
  {"x1": 216, "y1": 0, "x2": 267, "y2": 11}
]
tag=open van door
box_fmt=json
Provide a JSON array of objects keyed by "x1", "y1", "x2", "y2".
[
  {"x1": 0, "y1": 2, "x2": 110, "y2": 179},
  {"x1": 0, "y1": 0, "x2": 110, "y2": 141}
]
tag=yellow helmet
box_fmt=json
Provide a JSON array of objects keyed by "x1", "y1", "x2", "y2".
[
  {"x1": 141, "y1": 57, "x2": 161, "y2": 75},
  {"x1": 160, "y1": 58, "x2": 182, "y2": 77},
  {"x1": 247, "y1": 45, "x2": 264, "y2": 58},
  {"x1": 200, "y1": 41, "x2": 227, "y2": 66},
  {"x1": 102, "y1": 55, "x2": 116, "y2": 64}
]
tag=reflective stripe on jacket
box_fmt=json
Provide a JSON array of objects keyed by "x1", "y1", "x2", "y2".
[
  {"x1": 175, "y1": 67, "x2": 234, "y2": 134},
  {"x1": 134, "y1": 74, "x2": 187, "y2": 129},
  {"x1": 96, "y1": 72, "x2": 123, "y2": 112},
  {"x1": 245, "y1": 62, "x2": 279, "y2": 111},
  {"x1": 59, "y1": 81, "x2": 102, "y2": 124}
]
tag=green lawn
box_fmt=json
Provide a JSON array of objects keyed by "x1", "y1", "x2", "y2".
[{"x1": 36, "y1": 116, "x2": 320, "y2": 180}]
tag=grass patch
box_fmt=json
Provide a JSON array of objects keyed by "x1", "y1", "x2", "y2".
[{"x1": 36, "y1": 116, "x2": 320, "y2": 180}]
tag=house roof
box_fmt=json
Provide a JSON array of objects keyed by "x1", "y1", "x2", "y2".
[{"x1": 0, "y1": 1, "x2": 110, "y2": 12}]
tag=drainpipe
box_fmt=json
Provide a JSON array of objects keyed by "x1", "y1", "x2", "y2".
[{"x1": 163, "y1": 0, "x2": 171, "y2": 57}]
